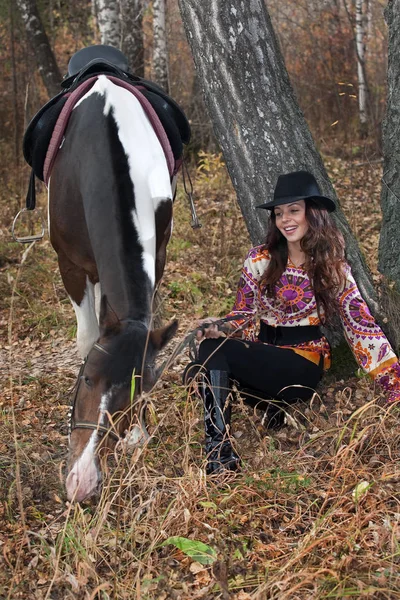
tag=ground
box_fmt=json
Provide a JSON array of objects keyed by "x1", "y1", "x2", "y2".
[{"x1": 1, "y1": 152, "x2": 399, "y2": 599}]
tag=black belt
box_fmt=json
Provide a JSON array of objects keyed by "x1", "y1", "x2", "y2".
[{"x1": 259, "y1": 322, "x2": 323, "y2": 346}]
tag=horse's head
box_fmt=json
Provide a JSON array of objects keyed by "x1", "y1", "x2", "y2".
[{"x1": 65, "y1": 305, "x2": 178, "y2": 502}]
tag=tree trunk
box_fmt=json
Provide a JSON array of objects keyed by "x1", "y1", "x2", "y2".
[
  {"x1": 378, "y1": 0, "x2": 400, "y2": 291},
  {"x1": 120, "y1": 0, "x2": 145, "y2": 77},
  {"x1": 15, "y1": 0, "x2": 61, "y2": 99},
  {"x1": 343, "y1": 0, "x2": 373, "y2": 138},
  {"x1": 10, "y1": 0, "x2": 20, "y2": 165},
  {"x1": 178, "y1": 0, "x2": 395, "y2": 343},
  {"x1": 355, "y1": 0, "x2": 368, "y2": 136},
  {"x1": 152, "y1": 0, "x2": 169, "y2": 91},
  {"x1": 96, "y1": 0, "x2": 121, "y2": 47},
  {"x1": 188, "y1": 73, "x2": 216, "y2": 152}
]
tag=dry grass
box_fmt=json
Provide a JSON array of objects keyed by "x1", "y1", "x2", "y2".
[{"x1": 1, "y1": 154, "x2": 399, "y2": 599}]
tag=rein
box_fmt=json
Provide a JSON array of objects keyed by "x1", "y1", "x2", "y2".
[
  {"x1": 68, "y1": 316, "x2": 247, "y2": 442},
  {"x1": 156, "y1": 314, "x2": 247, "y2": 376}
]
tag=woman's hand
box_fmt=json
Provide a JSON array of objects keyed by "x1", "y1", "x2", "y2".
[{"x1": 196, "y1": 317, "x2": 227, "y2": 341}]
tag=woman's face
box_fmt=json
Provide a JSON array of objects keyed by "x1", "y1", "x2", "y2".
[{"x1": 274, "y1": 200, "x2": 308, "y2": 245}]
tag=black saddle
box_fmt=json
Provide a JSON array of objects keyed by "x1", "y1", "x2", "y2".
[
  {"x1": 23, "y1": 45, "x2": 191, "y2": 208},
  {"x1": 66, "y1": 45, "x2": 130, "y2": 79}
]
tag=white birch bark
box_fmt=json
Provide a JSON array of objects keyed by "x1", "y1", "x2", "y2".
[
  {"x1": 355, "y1": 0, "x2": 368, "y2": 129},
  {"x1": 152, "y1": 0, "x2": 169, "y2": 91},
  {"x1": 96, "y1": 0, "x2": 121, "y2": 47}
]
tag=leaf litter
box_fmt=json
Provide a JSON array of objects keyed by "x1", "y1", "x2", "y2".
[{"x1": 0, "y1": 154, "x2": 399, "y2": 599}]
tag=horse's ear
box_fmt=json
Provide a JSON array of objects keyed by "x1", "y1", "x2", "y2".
[
  {"x1": 99, "y1": 295, "x2": 121, "y2": 336},
  {"x1": 150, "y1": 319, "x2": 178, "y2": 351}
]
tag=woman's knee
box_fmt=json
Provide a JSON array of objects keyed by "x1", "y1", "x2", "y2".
[
  {"x1": 198, "y1": 338, "x2": 224, "y2": 362},
  {"x1": 197, "y1": 338, "x2": 230, "y2": 371},
  {"x1": 182, "y1": 339, "x2": 226, "y2": 385},
  {"x1": 182, "y1": 362, "x2": 208, "y2": 385},
  {"x1": 278, "y1": 382, "x2": 319, "y2": 404}
]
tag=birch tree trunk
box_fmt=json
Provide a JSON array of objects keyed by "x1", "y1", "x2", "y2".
[
  {"x1": 378, "y1": 0, "x2": 400, "y2": 290},
  {"x1": 15, "y1": 0, "x2": 61, "y2": 99},
  {"x1": 152, "y1": 0, "x2": 168, "y2": 91},
  {"x1": 355, "y1": 0, "x2": 368, "y2": 136},
  {"x1": 96, "y1": 0, "x2": 121, "y2": 47},
  {"x1": 120, "y1": 0, "x2": 145, "y2": 77},
  {"x1": 178, "y1": 0, "x2": 396, "y2": 344}
]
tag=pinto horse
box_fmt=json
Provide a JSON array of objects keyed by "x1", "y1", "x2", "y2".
[{"x1": 49, "y1": 75, "x2": 178, "y2": 501}]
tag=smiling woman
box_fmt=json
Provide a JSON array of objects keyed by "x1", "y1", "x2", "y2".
[
  {"x1": 274, "y1": 200, "x2": 309, "y2": 264},
  {"x1": 184, "y1": 170, "x2": 400, "y2": 476}
]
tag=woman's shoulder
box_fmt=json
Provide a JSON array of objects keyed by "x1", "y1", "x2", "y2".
[{"x1": 242, "y1": 245, "x2": 270, "y2": 278}]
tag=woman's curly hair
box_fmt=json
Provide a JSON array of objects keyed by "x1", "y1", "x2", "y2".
[{"x1": 260, "y1": 199, "x2": 346, "y2": 326}]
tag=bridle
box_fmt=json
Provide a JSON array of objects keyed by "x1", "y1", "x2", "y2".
[
  {"x1": 67, "y1": 315, "x2": 248, "y2": 441},
  {"x1": 155, "y1": 314, "x2": 250, "y2": 376},
  {"x1": 68, "y1": 342, "x2": 122, "y2": 442}
]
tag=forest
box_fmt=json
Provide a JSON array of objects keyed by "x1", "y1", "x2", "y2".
[{"x1": 1, "y1": 0, "x2": 400, "y2": 598}]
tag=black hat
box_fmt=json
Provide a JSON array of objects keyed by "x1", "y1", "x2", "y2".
[{"x1": 257, "y1": 170, "x2": 336, "y2": 213}]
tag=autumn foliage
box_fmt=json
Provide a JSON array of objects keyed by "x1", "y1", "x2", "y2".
[{"x1": 1, "y1": 2, "x2": 398, "y2": 599}]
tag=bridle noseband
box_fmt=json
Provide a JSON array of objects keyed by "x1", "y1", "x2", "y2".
[{"x1": 68, "y1": 342, "x2": 121, "y2": 442}]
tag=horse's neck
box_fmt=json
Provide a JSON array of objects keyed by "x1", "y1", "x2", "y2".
[
  {"x1": 85, "y1": 183, "x2": 155, "y2": 321},
  {"x1": 86, "y1": 193, "x2": 154, "y2": 322},
  {"x1": 77, "y1": 81, "x2": 167, "y2": 322},
  {"x1": 97, "y1": 258, "x2": 153, "y2": 324}
]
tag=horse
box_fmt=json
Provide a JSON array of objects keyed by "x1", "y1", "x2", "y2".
[{"x1": 48, "y1": 74, "x2": 179, "y2": 501}]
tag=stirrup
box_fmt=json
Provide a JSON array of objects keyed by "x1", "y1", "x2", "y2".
[
  {"x1": 182, "y1": 157, "x2": 201, "y2": 229},
  {"x1": 11, "y1": 208, "x2": 45, "y2": 243}
]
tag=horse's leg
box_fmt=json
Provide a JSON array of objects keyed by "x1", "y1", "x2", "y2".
[
  {"x1": 57, "y1": 252, "x2": 99, "y2": 358},
  {"x1": 72, "y1": 280, "x2": 100, "y2": 358},
  {"x1": 154, "y1": 199, "x2": 173, "y2": 286},
  {"x1": 94, "y1": 282, "x2": 101, "y2": 322},
  {"x1": 152, "y1": 200, "x2": 173, "y2": 325}
]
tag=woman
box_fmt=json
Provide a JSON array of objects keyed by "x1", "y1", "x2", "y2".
[{"x1": 185, "y1": 170, "x2": 400, "y2": 475}]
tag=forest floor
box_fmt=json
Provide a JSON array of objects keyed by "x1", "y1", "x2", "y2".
[{"x1": 1, "y1": 151, "x2": 399, "y2": 599}]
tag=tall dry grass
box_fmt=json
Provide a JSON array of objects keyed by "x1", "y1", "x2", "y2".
[{"x1": 1, "y1": 154, "x2": 399, "y2": 599}]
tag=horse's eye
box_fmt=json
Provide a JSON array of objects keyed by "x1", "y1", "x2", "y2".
[{"x1": 83, "y1": 376, "x2": 92, "y2": 387}]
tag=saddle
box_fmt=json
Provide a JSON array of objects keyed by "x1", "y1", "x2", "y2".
[{"x1": 23, "y1": 45, "x2": 191, "y2": 210}]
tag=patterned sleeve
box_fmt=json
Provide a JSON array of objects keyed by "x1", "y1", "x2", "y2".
[
  {"x1": 337, "y1": 264, "x2": 400, "y2": 402},
  {"x1": 225, "y1": 246, "x2": 267, "y2": 341}
]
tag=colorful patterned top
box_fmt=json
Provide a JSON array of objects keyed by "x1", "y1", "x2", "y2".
[{"x1": 226, "y1": 245, "x2": 400, "y2": 403}]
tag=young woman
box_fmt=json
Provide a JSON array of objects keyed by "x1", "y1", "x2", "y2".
[{"x1": 185, "y1": 170, "x2": 400, "y2": 475}]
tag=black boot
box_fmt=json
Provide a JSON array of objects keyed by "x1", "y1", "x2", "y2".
[{"x1": 201, "y1": 370, "x2": 240, "y2": 475}]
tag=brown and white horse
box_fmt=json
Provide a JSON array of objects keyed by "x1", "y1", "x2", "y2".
[{"x1": 49, "y1": 75, "x2": 178, "y2": 501}]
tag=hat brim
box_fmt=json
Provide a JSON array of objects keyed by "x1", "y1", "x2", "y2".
[{"x1": 256, "y1": 194, "x2": 336, "y2": 213}]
